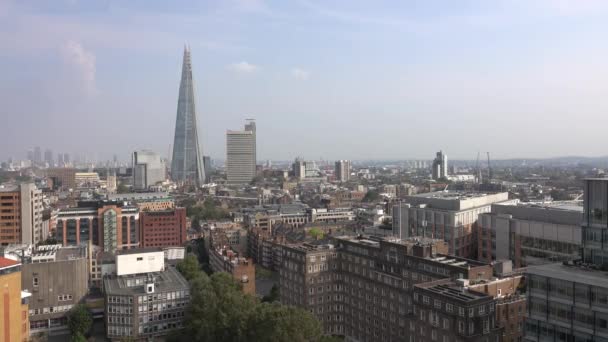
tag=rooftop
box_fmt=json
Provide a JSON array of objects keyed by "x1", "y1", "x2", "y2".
[
  {"x1": 416, "y1": 280, "x2": 491, "y2": 303},
  {"x1": 527, "y1": 262, "x2": 608, "y2": 288},
  {"x1": 0, "y1": 184, "x2": 19, "y2": 192},
  {"x1": 0, "y1": 257, "x2": 20, "y2": 269},
  {"x1": 411, "y1": 191, "x2": 500, "y2": 200},
  {"x1": 104, "y1": 266, "x2": 189, "y2": 296},
  {"x1": 116, "y1": 247, "x2": 163, "y2": 256}
]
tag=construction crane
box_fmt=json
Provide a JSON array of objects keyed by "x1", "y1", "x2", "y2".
[
  {"x1": 475, "y1": 152, "x2": 482, "y2": 184},
  {"x1": 487, "y1": 152, "x2": 492, "y2": 183}
]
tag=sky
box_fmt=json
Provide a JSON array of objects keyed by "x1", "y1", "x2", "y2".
[{"x1": 1, "y1": 0, "x2": 608, "y2": 162}]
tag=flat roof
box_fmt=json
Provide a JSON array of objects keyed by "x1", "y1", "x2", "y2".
[
  {"x1": 117, "y1": 248, "x2": 163, "y2": 256},
  {"x1": 418, "y1": 283, "x2": 491, "y2": 303},
  {"x1": 526, "y1": 263, "x2": 608, "y2": 288},
  {"x1": 411, "y1": 191, "x2": 500, "y2": 200},
  {"x1": 104, "y1": 266, "x2": 189, "y2": 296},
  {"x1": 0, "y1": 184, "x2": 19, "y2": 192}
]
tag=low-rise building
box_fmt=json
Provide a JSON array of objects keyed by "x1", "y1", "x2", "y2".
[
  {"x1": 103, "y1": 250, "x2": 190, "y2": 340},
  {"x1": 108, "y1": 192, "x2": 174, "y2": 212},
  {"x1": 21, "y1": 244, "x2": 88, "y2": 333},
  {"x1": 209, "y1": 245, "x2": 255, "y2": 295}
]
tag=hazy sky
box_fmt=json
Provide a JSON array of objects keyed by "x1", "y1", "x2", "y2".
[{"x1": 2, "y1": 0, "x2": 608, "y2": 162}]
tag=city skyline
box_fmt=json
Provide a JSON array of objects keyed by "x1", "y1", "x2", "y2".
[{"x1": 2, "y1": 1, "x2": 608, "y2": 161}]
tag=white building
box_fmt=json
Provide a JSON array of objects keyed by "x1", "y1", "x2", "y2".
[
  {"x1": 132, "y1": 150, "x2": 166, "y2": 190},
  {"x1": 335, "y1": 160, "x2": 351, "y2": 182},
  {"x1": 116, "y1": 249, "x2": 165, "y2": 276},
  {"x1": 226, "y1": 121, "x2": 257, "y2": 185},
  {"x1": 432, "y1": 150, "x2": 448, "y2": 180}
]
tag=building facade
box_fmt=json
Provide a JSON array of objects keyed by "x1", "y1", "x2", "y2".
[
  {"x1": 392, "y1": 191, "x2": 511, "y2": 258},
  {"x1": 0, "y1": 257, "x2": 29, "y2": 342},
  {"x1": 226, "y1": 121, "x2": 257, "y2": 185},
  {"x1": 432, "y1": 150, "x2": 448, "y2": 180},
  {"x1": 104, "y1": 250, "x2": 190, "y2": 340},
  {"x1": 581, "y1": 178, "x2": 608, "y2": 267},
  {"x1": 279, "y1": 235, "x2": 495, "y2": 341},
  {"x1": 56, "y1": 201, "x2": 139, "y2": 252},
  {"x1": 22, "y1": 245, "x2": 88, "y2": 333},
  {"x1": 335, "y1": 160, "x2": 351, "y2": 182},
  {"x1": 46, "y1": 168, "x2": 76, "y2": 190},
  {"x1": 139, "y1": 207, "x2": 187, "y2": 248},
  {"x1": 478, "y1": 203, "x2": 582, "y2": 267},
  {"x1": 132, "y1": 150, "x2": 166, "y2": 190},
  {"x1": 0, "y1": 183, "x2": 44, "y2": 245},
  {"x1": 170, "y1": 46, "x2": 205, "y2": 186}
]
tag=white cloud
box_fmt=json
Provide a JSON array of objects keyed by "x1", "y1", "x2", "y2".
[
  {"x1": 61, "y1": 40, "x2": 97, "y2": 96},
  {"x1": 291, "y1": 67, "x2": 310, "y2": 80},
  {"x1": 229, "y1": 61, "x2": 259, "y2": 73}
]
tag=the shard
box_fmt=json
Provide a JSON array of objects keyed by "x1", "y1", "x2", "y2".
[{"x1": 171, "y1": 46, "x2": 205, "y2": 185}]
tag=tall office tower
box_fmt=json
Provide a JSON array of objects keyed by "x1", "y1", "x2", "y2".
[
  {"x1": 202, "y1": 156, "x2": 211, "y2": 183},
  {"x1": 33, "y1": 146, "x2": 42, "y2": 165},
  {"x1": 171, "y1": 46, "x2": 205, "y2": 186},
  {"x1": 132, "y1": 150, "x2": 166, "y2": 190},
  {"x1": 64, "y1": 153, "x2": 70, "y2": 165},
  {"x1": 334, "y1": 160, "x2": 351, "y2": 182},
  {"x1": 0, "y1": 183, "x2": 44, "y2": 245},
  {"x1": 57, "y1": 153, "x2": 64, "y2": 166},
  {"x1": 293, "y1": 158, "x2": 306, "y2": 179},
  {"x1": 226, "y1": 121, "x2": 257, "y2": 184},
  {"x1": 432, "y1": 150, "x2": 448, "y2": 180},
  {"x1": 26, "y1": 149, "x2": 34, "y2": 162},
  {"x1": 44, "y1": 149, "x2": 53, "y2": 166},
  {"x1": 245, "y1": 119, "x2": 256, "y2": 169}
]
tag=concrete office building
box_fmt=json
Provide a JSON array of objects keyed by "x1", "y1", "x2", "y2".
[
  {"x1": 139, "y1": 208, "x2": 187, "y2": 248},
  {"x1": 279, "y1": 235, "x2": 495, "y2": 341},
  {"x1": 581, "y1": 178, "x2": 608, "y2": 267},
  {"x1": 226, "y1": 121, "x2": 256, "y2": 185},
  {"x1": 293, "y1": 158, "x2": 306, "y2": 179},
  {"x1": 56, "y1": 200, "x2": 139, "y2": 252},
  {"x1": 104, "y1": 250, "x2": 190, "y2": 340},
  {"x1": 0, "y1": 183, "x2": 44, "y2": 246},
  {"x1": 392, "y1": 191, "x2": 511, "y2": 258},
  {"x1": 132, "y1": 150, "x2": 166, "y2": 190},
  {"x1": 478, "y1": 202, "x2": 582, "y2": 267},
  {"x1": 0, "y1": 257, "x2": 30, "y2": 342},
  {"x1": 335, "y1": 160, "x2": 351, "y2": 182},
  {"x1": 22, "y1": 245, "x2": 88, "y2": 333},
  {"x1": 203, "y1": 155, "x2": 211, "y2": 183},
  {"x1": 432, "y1": 150, "x2": 448, "y2": 180},
  {"x1": 171, "y1": 46, "x2": 205, "y2": 186},
  {"x1": 523, "y1": 178, "x2": 608, "y2": 342},
  {"x1": 44, "y1": 149, "x2": 53, "y2": 167}
]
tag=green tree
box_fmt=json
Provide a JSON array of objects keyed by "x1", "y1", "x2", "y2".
[
  {"x1": 245, "y1": 302, "x2": 323, "y2": 342},
  {"x1": 67, "y1": 304, "x2": 92, "y2": 336},
  {"x1": 116, "y1": 183, "x2": 129, "y2": 194},
  {"x1": 70, "y1": 333, "x2": 87, "y2": 342},
  {"x1": 362, "y1": 190, "x2": 380, "y2": 202},
  {"x1": 308, "y1": 228, "x2": 324, "y2": 240},
  {"x1": 177, "y1": 255, "x2": 204, "y2": 282}
]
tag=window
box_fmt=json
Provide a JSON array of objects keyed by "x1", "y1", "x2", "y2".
[
  {"x1": 434, "y1": 300, "x2": 442, "y2": 309},
  {"x1": 137, "y1": 257, "x2": 143, "y2": 261},
  {"x1": 479, "y1": 305, "x2": 485, "y2": 314},
  {"x1": 469, "y1": 307, "x2": 475, "y2": 317},
  {"x1": 33, "y1": 277, "x2": 39, "y2": 287},
  {"x1": 423, "y1": 296, "x2": 430, "y2": 305}
]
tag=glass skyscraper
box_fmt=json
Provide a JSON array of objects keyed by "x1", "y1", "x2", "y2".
[{"x1": 171, "y1": 46, "x2": 205, "y2": 186}]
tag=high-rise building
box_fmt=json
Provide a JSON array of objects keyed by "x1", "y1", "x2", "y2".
[
  {"x1": 432, "y1": 150, "x2": 448, "y2": 180},
  {"x1": 44, "y1": 149, "x2": 53, "y2": 166},
  {"x1": 293, "y1": 158, "x2": 306, "y2": 179},
  {"x1": 64, "y1": 153, "x2": 70, "y2": 165},
  {"x1": 132, "y1": 150, "x2": 166, "y2": 190},
  {"x1": 56, "y1": 153, "x2": 64, "y2": 166},
  {"x1": 226, "y1": 121, "x2": 257, "y2": 184},
  {"x1": 170, "y1": 46, "x2": 205, "y2": 186},
  {"x1": 46, "y1": 168, "x2": 76, "y2": 190},
  {"x1": 581, "y1": 178, "x2": 608, "y2": 267},
  {"x1": 335, "y1": 160, "x2": 351, "y2": 182},
  {"x1": 33, "y1": 146, "x2": 42, "y2": 165},
  {"x1": 0, "y1": 183, "x2": 44, "y2": 245},
  {"x1": 26, "y1": 149, "x2": 34, "y2": 162},
  {"x1": 0, "y1": 257, "x2": 30, "y2": 342},
  {"x1": 202, "y1": 156, "x2": 211, "y2": 183}
]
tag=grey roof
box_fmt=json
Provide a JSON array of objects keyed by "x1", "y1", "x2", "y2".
[
  {"x1": 116, "y1": 247, "x2": 163, "y2": 255},
  {"x1": 104, "y1": 266, "x2": 189, "y2": 296},
  {"x1": 526, "y1": 263, "x2": 608, "y2": 288}
]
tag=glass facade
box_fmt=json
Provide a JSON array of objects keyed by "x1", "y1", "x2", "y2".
[
  {"x1": 103, "y1": 209, "x2": 117, "y2": 253},
  {"x1": 583, "y1": 179, "x2": 608, "y2": 267},
  {"x1": 170, "y1": 47, "x2": 205, "y2": 186}
]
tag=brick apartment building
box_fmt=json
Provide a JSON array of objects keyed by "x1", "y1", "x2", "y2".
[
  {"x1": 279, "y1": 235, "x2": 499, "y2": 341},
  {"x1": 138, "y1": 207, "x2": 187, "y2": 248}
]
